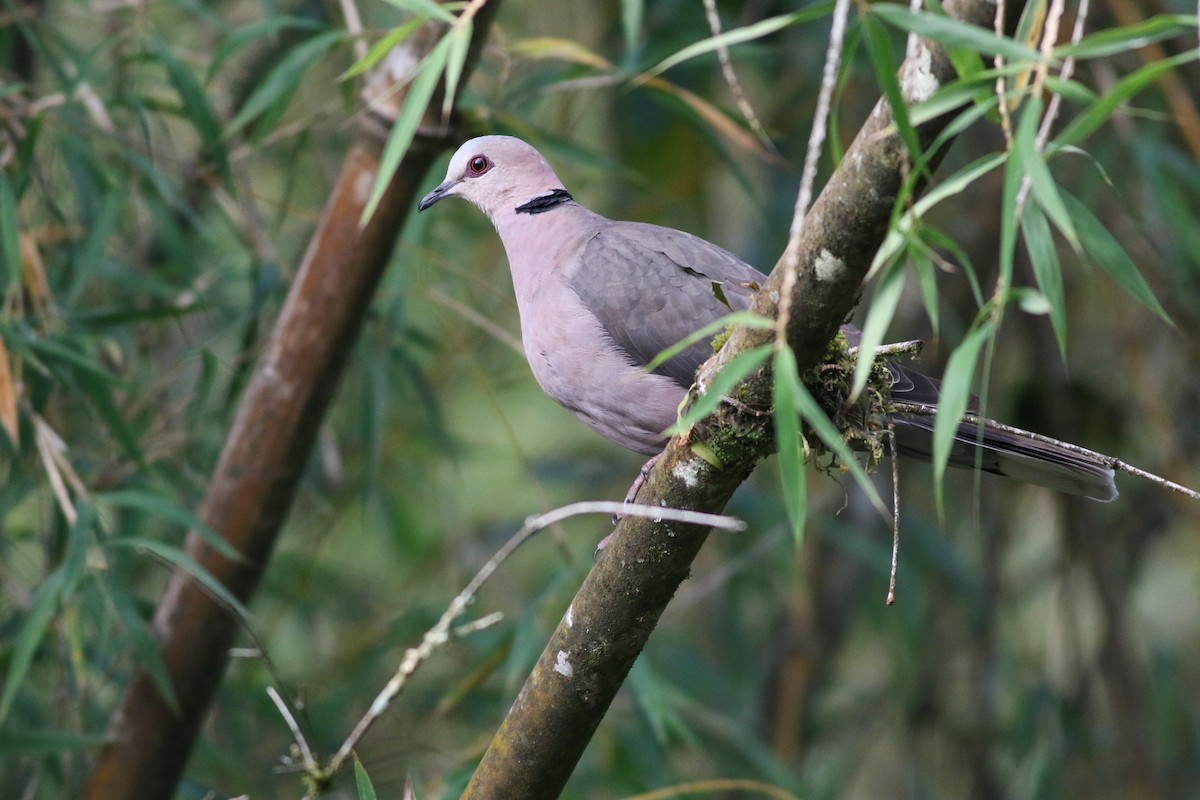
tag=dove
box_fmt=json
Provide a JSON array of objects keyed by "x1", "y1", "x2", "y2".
[{"x1": 419, "y1": 135, "x2": 1117, "y2": 501}]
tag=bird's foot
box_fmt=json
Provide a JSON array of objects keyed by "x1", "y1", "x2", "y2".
[{"x1": 597, "y1": 453, "x2": 662, "y2": 559}]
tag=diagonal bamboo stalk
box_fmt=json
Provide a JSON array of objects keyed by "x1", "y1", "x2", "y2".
[{"x1": 82, "y1": 8, "x2": 501, "y2": 799}]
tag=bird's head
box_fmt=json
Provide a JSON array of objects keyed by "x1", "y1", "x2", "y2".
[{"x1": 418, "y1": 135, "x2": 570, "y2": 220}]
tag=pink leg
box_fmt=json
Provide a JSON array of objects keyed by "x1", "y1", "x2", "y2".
[{"x1": 595, "y1": 453, "x2": 662, "y2": 558}]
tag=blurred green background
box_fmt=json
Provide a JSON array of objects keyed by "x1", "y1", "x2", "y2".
[{"x1": 1, "y1": 0, "x2": 1198, "y2": 797}]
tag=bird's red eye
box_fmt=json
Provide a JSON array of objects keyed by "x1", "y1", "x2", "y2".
[{"x1": 467, "y1": 155, "x2": 491, "y2": 175}]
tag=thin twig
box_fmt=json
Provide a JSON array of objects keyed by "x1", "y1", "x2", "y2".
[
  {"x1": 267, "y1": 686, "x2": 316, "y2": 772},
  {"x1": 891, "y1": 401, "x2": 1200, "y2": 501},
  {"x1": 993, "y1": 0, "x2": 1014, "y2": 146},
  {"x1": 775, "y1": 0, "x2": 852, "y2": 343},
  {"x1": 1014, "y1": 0, "x2": 1083, "y2": 212},
  {"x1": 1035, "y1": 0, "x2": 1088, "y2": 150},
  {"x1": 846, "y1": 338, "x2": 924, "y2": 360},
  {"x1": 310, "y1": 499, "x2": 744, "y2": 781},
  {"x1": 886, "y1": 424, "x2": 900, "y2": 605},
  {"x1": 339, "y1": 0, "x2": 368, "y2": 62},
  {"x1": 700, "y1": 0, "x2": 776, "y2": 151}
]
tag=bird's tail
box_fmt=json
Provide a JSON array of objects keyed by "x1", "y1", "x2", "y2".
[{"x1": 890, "y1": 415, "x2": 1118, "y2": 501}]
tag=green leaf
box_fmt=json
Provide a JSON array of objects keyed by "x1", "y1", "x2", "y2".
[
  {"x1": 108, "y1": 587, "x2": 180, "y2": 714},
  {"x1": 1061, "y1": 190, "x2": 1172, "y2": 324},
  {"x1": 912, "y1": 245, "x2": 939, "y2": 336},
  {"x1": 153, "y1": 42, "x2": 233, "y2": 189},
  {"x1": 1055, "y1": 14, "x2": 1198, "y2": 60},
  {"x1": 28, "y1": 336, "x2": 122, "y2": 386},
  {"x1": 1014, "y1": 98, "x2": 1078, "y2": 250},
  {"x1": 378, "y1": 0, "x2": 457, "y2": 24},
  {"x1": 342, "y1": 19, "x2": 425, "y2": 80},
  {"x1": 68, "y1": 187, "x2": 124, "y2": 301},
  {"x1": 1021, "y1": 202, "x2": 1066, "y2": 355},
  {"x1": 76, "y1": 371, "x2": 142, "y2": 465},
  {"x1": 227, "y1": 29, "x2": 344, "y2": 138},
  {"x1": 0, "y1": 728, "x2": 106, "y2": 755},
  {"x1": 932, "y1": 323, "x2": 992, "y2": 509},
  {"x1": 621, "y1": 0, "x2": 644, "y2": 54},
  {"x1": 665, "y1": 345, "x2": 771, "y2": 436},
  {"x1": 922, "y1": 226, "x2": 983, "y2": 307},
  {"x1": 361, "y1": 34, "x2": 452, "y2": 223},
  {"x1": 997, "y1": 106, "x2": 1027, "y2": 298},
  {"x1": 1054, "y1": 49, "x2": 1198, "y2": 150},
  {"x1": 105, "y1": 538, "x2": 254, "y2": 623},
  {"x1": 871, "y1": 4, "x2": 1044, "y2": 64},
  {"x1": 642, "y1": 310, "x2": 773, "y2": 375},
  {"x1": 0, "y1": 171, "x2": 19, "y2": 293},
  {"x1": 862, "y1": 13, "x2": 921, "y2": 162},
  {"x1": 0, "y1": 504, "x2": 92, "y2": 723},
  {"x1": 354, "y1": 754, "x2": 379, "y2": 800},
  {"x1": 99, "y1": 489, "x2": 243, "y2": 561},
  {"x1": 441, "y1": 23, "x2": 472, "y2": 118},
  {"x1": 851, "y1": 261, "x2": 906, "y2": 401},
  {"x1": 642, "y1": 6, "x2": 827, "y2": 79},
  {"x1": 912, "y1": 152, "x2": 1005, "y2": 218},
  {"x1": 208, "y1": 16, "x2": 326, "y2": 84},
  {"x1": 776, "y1": 348, "x2": 890, "y2": 533},
  {"x1": 0, "y1": 570, "x2": 65, "y2": 724},
  {"x1": 772, "y1": 348, "x2": 808, "y2": 544},
  {"x1": 511, "y1": 37, "x2": 613, "y2": 70}
]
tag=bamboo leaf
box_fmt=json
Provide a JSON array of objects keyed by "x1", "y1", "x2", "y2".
[
  {"x1": 1021, "y1": 202, "x2": 1066, "y2": 355},
  {"x1": 342, "y1": 19, "x2": 425, "y2": 80},
  {"x1": 68, "y1": 187, "x2": 124, "y2": 301},
  {"x1": 772, "y1": 347, "x2": 808, "y2": 544},
  {"x1": 0, "y1": 172, "x2": 19, "y2": 292},
  {"x1": 641, "y1": 7, "x2": 825, "y2": 79},
  {"x1": 441, "y1": 23, "x2": 473, "y2": 118},
  {"x1": 355, "y1": 755, "x2": 380, "y2": 800},
  {"x1": 1053, "y1": 49, "x2": 1198, "y2": 150},
  {"x1": 666, "y1": 344, "x2": 771, "y2": 436},
  {"x1": 0, "y1": 729, "x2": 106, "y2": 755},
  {"x1": 1062, "y1": 191, "x2": 1171, "y2": 324},
  {"x1": 0, "y1": 505, "x2": 92, "y2": 724},
  {"x1": 105, "y1": 538, "x2": 254, "y2": 623},
  {"x1": 226, "y1": 29, "x2": 344, "y2": 138},
  {"x1": 208, "y1": 16, "x2": 325, "y2": 83},
  {"x1": 862, "y1": 12, "x2": 921, "y2": 160},
  {"x1": 0, "y1": 570, "x2": 66, "y2": 724},
  {"x1": 621, "y1": 0, "x2": 644, "y2": 54},
  {"x1": 1014, "y1": 98, "x2": 1078, "y2": 249},
  {"x1": 643, "y1": 310, "x2": 773, "y2": 374},
  {"x1": 108, "y1": 587, "x2": 180, "y2": 714},
  {"x1": 852, "y1": 261, "x2": 906, "y2": 401},
  {"x1": 361, "y1": 34, "x2": 452, "y2": 223},
  {"x1": 99, "y1": 489, "x2": 242, "y2": 561},
  {"x1": 932, "y1": 323, "x2": 992, "y2": 508},
  {"x1": 378, "y1": 0, "x2": 457, "y2": 24},
  {"x1": 790, "y1": 369, "x2": 889, "y2": 519},
  {"x1": 872, "y1": 4, "x2": 1044, "y2": 64},
  {"x1": 153, "y1": 42, "x2": 233, "y2": 189},
  {"x1": 1055, "y1": 14, "x2": 1198, "y2": 60},
  {"x1": 512, "y1": 37, "x2": 613, "y2": 70}
]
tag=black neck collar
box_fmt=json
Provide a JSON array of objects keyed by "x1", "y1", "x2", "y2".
[{"x1": 515, "y1": 189, "x2": 573, "y2": 215}]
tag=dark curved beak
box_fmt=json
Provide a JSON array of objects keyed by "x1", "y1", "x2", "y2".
[{"x1": 418, "y1": 179, "x2": 457, "y2": 212}]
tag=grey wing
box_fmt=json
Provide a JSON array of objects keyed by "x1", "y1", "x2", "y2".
[{"x1": 566, "y1": 221, "x2": 767, "y2": 388}]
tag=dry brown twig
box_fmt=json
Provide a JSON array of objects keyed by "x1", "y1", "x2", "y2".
[{"x1": 272, "y1": 501, "x2": 745, "y2": 797}]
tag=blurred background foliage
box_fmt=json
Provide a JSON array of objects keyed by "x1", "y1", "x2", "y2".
[{"x1": 1, "y1": 0, "x2": 1199, "y2": 797}]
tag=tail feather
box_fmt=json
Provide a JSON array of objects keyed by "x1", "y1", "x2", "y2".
[{"x1": 891, "y1": 416, "x2": 1118, "y2": 502}]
